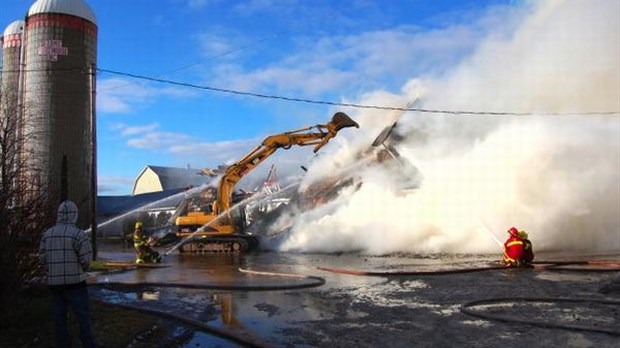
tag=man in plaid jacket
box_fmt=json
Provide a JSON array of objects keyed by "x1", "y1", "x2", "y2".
[{"x1": 39, "y1": 200, "x2": 95, "y2": 348}]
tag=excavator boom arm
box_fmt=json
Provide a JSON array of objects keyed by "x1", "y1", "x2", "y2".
[{"x1": 216, "y1": 112, "x2": 358, "y2": 212}]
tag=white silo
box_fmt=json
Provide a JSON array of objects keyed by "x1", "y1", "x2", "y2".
[
  {"x1": 1, "y1": 20, "x2": 25, "y2": 109},
  {"x1": 1, "y1": 20, "x2": 25, "y2": 187}
]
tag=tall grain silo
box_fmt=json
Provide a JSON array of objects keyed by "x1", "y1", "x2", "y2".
[
  {"x1": 1, "y1": 20, "x2": 25, "y2": 191},
  {"x1": 1, "y1": 20, "x2": 25, "y2": 111},
  {"x1": 22, "y1": 0, "x2": 97, "y2": 228}
]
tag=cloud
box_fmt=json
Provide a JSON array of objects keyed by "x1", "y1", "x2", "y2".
[
  {"x1": 421, "y1": 0, "x2": 620, "y2": 113},
  {"x1": 198, "y1": 33, "x2": 232, "y2": 57},
  {"x1": 189, "y1": 2, "x2": 512, "y2": 99},
  {"x1": 116, "y1": 123, "x2": 315, "y2": 183},
  {"x1": 98, "y1": 175, "x2": 135, "y2": 195},
  {"x1": 169, "y1": 138, "x2": 258, "y2": 164},
  {"x1": 117, "y1": 123, "x2": 160, "y2": 136},
  {"x1": 221, "y1": 65, "x2": 356, "y2": 96},
  {"x1": 111, "y1": 123, "x2": 190, "y2": 150},
  {"x1": 112, "y1": 121, "x2": 259, "y2": 166},
  {"x1": 97, "y1": 77, "x2": 198, "y2": 114},
  {"x1": 195, "y1": 31, "x2": 243, "y2": 61},
  {"x1": 126, "y1": 131, "x2": 192, "y2": 150},
  {"x1": 343, "y1": 26, "x2": 484, "y2": 77},
  {"x1": 209, "y1": 21, "x2": 493, "y2": 97}
]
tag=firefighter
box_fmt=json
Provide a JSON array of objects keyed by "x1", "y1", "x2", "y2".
[
  {"x1": 503, "y1": 227, "x2": 524, "y2": 267},
  {"x1": 519, "y1": 230, "x2": 535, "y2": 265},
  {"x1": 133, "y1": 221, "x2": 162, "y2": 264}
]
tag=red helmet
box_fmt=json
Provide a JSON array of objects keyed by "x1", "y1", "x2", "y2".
[{"x1": 508, "y1": 227, "x2": 519, "y2": 236}]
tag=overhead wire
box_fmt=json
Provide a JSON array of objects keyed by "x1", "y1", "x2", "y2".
[
  {"x1": 3, "y1": 66, "x2": 619, "y2": 116},
  {"x1": 96, "y1": 67, "x2": 620, "y2": 116}
]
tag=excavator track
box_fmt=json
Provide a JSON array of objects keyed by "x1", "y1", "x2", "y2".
[{"x1": 180, "y1": 235, "x2": 258, "y2": 253}]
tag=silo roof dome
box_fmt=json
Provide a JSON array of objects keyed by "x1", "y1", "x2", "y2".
[
  {"x1": 3, "y1": 20, "x2": 25, "y2": 37},
  {"x1": 28, "y1": 0, "x2": 97, "y2": 24}
]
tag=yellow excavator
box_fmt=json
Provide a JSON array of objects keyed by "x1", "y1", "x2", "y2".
[{"x1": 174, "y1": 112, "x2": 359, "y2": 252}]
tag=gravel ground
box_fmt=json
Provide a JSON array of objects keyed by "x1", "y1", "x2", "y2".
[
  {"x1": 92, "y1": 247, "x2": 620, "y2": 347},
  {"x1": 288, "y1": 268, "x2": 619, "y2": 348}
]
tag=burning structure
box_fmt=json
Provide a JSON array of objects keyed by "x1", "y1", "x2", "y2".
[{"x1": 265, "y1": 0, "x2": 620, "y2": 255}]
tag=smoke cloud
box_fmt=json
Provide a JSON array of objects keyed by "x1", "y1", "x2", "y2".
[{"x1": 271, "y1": 0, "x2": 620, "y2": 254}]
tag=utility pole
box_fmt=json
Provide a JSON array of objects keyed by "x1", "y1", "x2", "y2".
[{"x1": 89, "y1": 64, "x2": 97, "y2": 260}]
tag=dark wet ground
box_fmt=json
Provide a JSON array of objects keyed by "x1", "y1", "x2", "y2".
[{"x1": 91, "y1": 242, "x2": 620, "y2": 347}]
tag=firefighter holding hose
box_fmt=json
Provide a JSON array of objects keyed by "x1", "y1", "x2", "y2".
[
  {"x1": 133, "y1": 221, "x2": 162, "y2": 264},
  {"x1": 503, "y1": 227, "x2": 534, "y2": 267}
]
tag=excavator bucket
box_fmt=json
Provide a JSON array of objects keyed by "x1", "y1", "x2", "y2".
[
  {"x1": 330, "y1": 112, "x2": 359, "y2": 131},
  {"x1": 313, "y1": 112, "x2": 359, "y2": 153}
]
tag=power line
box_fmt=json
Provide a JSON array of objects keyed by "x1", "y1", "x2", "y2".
[
  {"x1": 97, "y1": 68, "x2": 620, "y2": 116},
  {"x1": 3, "y1": 66, "x2": 619, "y2": 116}
]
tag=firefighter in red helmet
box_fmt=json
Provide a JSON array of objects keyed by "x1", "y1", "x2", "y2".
[{"x1": 503, "y1": 227, "x2": 524, "y2": 267}]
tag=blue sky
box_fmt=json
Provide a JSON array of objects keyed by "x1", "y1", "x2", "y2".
[{"x1": 1, "y1": 0, "x2": 519, "y2": 195}]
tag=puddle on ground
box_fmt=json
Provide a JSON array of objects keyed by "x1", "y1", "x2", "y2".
[
  {"x1": 91, "y1": 244, "x2": 619, "y2": 347},
  {"x1": 534, "y1": 272, "x2": 609, "y2": 282}
]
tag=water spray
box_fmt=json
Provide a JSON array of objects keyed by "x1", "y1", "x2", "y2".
[
  {"x1": 479, "y1": 220, "x2": 504, "y2": 248},
  {"x1": 163, "y1": 152, "x2": 377, "y2": 256},
  {"x1": 85, "y1": 183, "x2": 216, "y2": 233},
  {"x1": 479, "y1": 220, "x2": 508, "y2": 262},
  {"x1": 162, "y1": 179, "x2": 304, "y2": 256}
]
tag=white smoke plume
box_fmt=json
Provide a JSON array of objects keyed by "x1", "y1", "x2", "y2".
[{"x1": 272, "y1": 0, "x2": 620, "y2": 254}]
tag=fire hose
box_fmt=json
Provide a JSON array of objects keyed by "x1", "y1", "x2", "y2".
[
  {"x1": 317, "y1": 260, "x2": 620, "y2": 276},
  {"x1": 317, "y1": 259, "x2": 620, "y2": 337},
  {"x1": 90, "y1": 268, "x2": 325, "y2": 348},
  {"x1": 460, "y1": 297, "x2": 620, "y2": 336},
  {"x1": 91, "y1": 259, "x2": 618, "y2": 344},
  {"x1": 95, "y1": 299, "x2": 269, "y2": 348}
]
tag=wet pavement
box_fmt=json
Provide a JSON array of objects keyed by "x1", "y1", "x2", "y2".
[{"x1": 90, "y1": 242, "x2": 620, "y2": 347}]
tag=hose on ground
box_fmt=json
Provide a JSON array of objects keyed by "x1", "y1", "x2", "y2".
[
  {"x1": 317, "y1": 259, "x2": 620, "y2": 277},
  {"x1": 534, "y1": 260, "x2": 620, "y2": 272},
  {"x1": 460, "y1": 297, "x2": 620, "y2": 336},
  {"x1": 90, "y1": 268, "x2": 324, "y2": 347},
  {"x1": 317, "y1": 260, "x2": 620, "y2": 336},
  {"x1": 95, "y1": 299, "x2": 269, "y2": 348},
  {"x1": 90, "y1": 268, "x2": 325, "y2": 291},
  {"x1": 94, "y1": 259, "x2": 617, "y2": 343},
  {"x1": 317, "y1": 265, "x2": 507, "y2": 276}
]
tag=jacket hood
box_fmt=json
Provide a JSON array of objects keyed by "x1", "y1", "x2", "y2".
[{"x1": 57, "y1": 200, "x2": 79, "y2": 224}]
